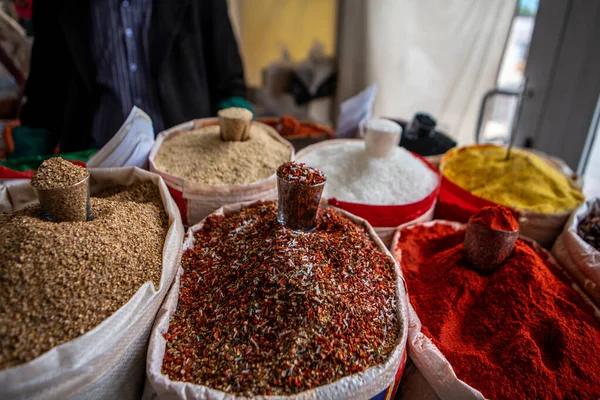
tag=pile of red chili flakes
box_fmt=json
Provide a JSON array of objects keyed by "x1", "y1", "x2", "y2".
[{"x1": 162, "y1": 201, "x2": 400, "y2": 396}]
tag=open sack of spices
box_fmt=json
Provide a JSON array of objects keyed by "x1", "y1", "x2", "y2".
[
  {"x1": 552, "y1": 198, "x2": 600, "y2": 305},
  {"x1": 149, "y1": 107, "x2": 294, "y2": 226},
  {"x1": 391, "y1": 206, "x2": 600, "y2": 400},
  {"x1": 436, "y1": 144, "x2": 585, "y2": 248},
  {"x1": 145, "y1": 162, "x2": 409, "y2": 400},
  {"x1": 296, "y1": 118, "x2": 439, "y2": 248},
  {"x1": 0, "y1": 160, "x2": 183, "y2": 400}
]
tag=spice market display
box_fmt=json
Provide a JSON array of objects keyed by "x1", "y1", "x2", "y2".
[
  {"x1": 153, "y1": 111, "x2": 292, "y2": 186},
  {"x1": 441, "y1": 145, "x2": 584, "y2": 214},
  {"x1": 148, "y1": 162, "x2": 406, "y2": 399},
  {"x1": 0, "y1": 164, "x2": 183, "y2": 400},
  {"x1": 394, "y1": 206, "x2": 600, "y2": 399},
  {"x1": 149, "y1": 108, "x2": 295, "y2": 226}
]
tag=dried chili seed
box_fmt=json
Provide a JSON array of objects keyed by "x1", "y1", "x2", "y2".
[
  {"x1": 277, "y1": 162, "x2": 326, "y2": 185},
  {"x1": 277, "y1": 162, "x2": 326, "y2": 231},
  {"x1": 162, "y1": 201, "x2": 399, "y2": 396}
]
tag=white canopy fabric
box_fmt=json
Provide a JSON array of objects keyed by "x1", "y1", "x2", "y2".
[{"x1": 336, "y1": 0, "x2": 517, "y2": 144}]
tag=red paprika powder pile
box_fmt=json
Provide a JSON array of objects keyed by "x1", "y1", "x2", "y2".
[
  {"x1": 469, "y1": 205, "x2": 518, "y2": 231},
  {"x1": 396, "y1": 220, "x2": 600, "y2": 399}
]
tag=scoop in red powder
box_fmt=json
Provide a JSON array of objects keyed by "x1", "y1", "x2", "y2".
[
  {"x1": 469, "y1": 205, "x2": 519, "y2": 231},
  {"x1": 465, "y1": 206, "x2": 519, "y2": 273}
]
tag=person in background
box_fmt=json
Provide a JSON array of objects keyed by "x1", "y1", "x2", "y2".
[
  {"x1": 19, "y1": 0, "x2": 250, "y2": 153},
  {"x1": 11, "y1": 0, "x2": 33, "y2": 36}
]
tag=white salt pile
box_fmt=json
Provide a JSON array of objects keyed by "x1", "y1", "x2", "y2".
[{"x1": 298, "y1": 140, "x2": 438, "y2": 205}]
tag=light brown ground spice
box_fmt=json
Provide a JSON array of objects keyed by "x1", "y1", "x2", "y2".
[
  {"x1": 154, "y1": 124, "x2": 291, "y2": 185},
  {"x1": 0, "y1": 183, "x2": 167, "y2": 370},
  {"x1": 30, "y1": 157, "x2": 89, "y2": 189}
]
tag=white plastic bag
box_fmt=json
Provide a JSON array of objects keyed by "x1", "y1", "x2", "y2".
[
  {"x1": 144, "y1": 202, "x2": 409, "y2": 400},
  {"x1": 0, "y1": 167, "x2": 184, "y2": 400},
  {"x1": 87, "y1": 107, "x2": 155, "y2": 169},
  {"x1": 552, "y1": 198, "x2": 600, "y2": 305},
  {"x1": 149, "y1": 118, "x2": 295, "y2": 226}
]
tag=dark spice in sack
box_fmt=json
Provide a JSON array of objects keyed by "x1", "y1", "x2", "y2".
[{"x1": 578, "y1": 208, "x2": 600, "y2": 250}]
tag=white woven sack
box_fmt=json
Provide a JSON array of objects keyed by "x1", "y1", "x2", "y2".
[
  {"x1": 552, "y1": 198, "x2": 600, "y2": 305},
  {"x1": 87, "y1": 107, "x2": 155, "y2": 169},
  {"x1": 0, "y1": 167, "x2": 184, "y2": 400},
  {"x1": 374, "y1": 200, "x2": 437, "y2": 249},
  {"x1": 508, "y1": 152, "x2": 581, "y2": 249},
  {"x1": 391, "y1": 220, "x2": 600, "y2": 400},
  {"x1": 148, "y1": 118, "x2": 295, "y2": 226},
  {"x1": 144, "y1": 201, "x2": 409, "y2": 400}
]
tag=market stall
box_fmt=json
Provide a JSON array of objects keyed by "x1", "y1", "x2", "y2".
[{"x1": 1, "y1": 110, "x2": 599, "y2": 400}]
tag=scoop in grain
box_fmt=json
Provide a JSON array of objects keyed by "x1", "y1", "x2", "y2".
[
  {"x1": 31, "y1": 157, "x2": 88, "y2": 189},
  {"x1": 154, "y1": 124, "x2": 291, "y2": 185},
  {"x1": 0, "y1": 182, "x2": 168, "y2": 370}
]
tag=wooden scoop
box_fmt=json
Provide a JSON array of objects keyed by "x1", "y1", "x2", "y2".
[{"x1": 218, "y1": 107, "x2": 253, "y2": 141}]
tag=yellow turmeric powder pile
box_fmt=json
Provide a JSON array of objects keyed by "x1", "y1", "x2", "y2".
[{"x1": 442, "y1": 146, "x2": 584, "y2": 214}]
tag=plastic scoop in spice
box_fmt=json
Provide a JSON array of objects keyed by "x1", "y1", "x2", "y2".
[
  {"x1": 361, "y1": 118, "x2": 402, "y2": 158},
  {"x1": 218, "y1": 107, "x2": 253, "y2": 141},
  {"x1": 276, "y1": 162, "x2": 326, "y2": 232},
  {"x1": 30, "y1": 157, "x2": 92, "y2": 222},
  {"x1": 464, "y1": 206, "x2": 519, "y2": 273}
]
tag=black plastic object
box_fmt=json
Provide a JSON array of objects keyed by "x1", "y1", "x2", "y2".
[
  {"x1": 290, "y1": 72, "x2": 337, "y2": 106},
  {"x1": 391, "y1": 113, "x2": 457, "y2": 157}
]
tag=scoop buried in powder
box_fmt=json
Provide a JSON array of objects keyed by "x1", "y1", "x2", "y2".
[
  {"x1": 31, "y1": 157, "x2": 93, "y2": 222},
  {"x1": 464, "y1": 206, "x2": 519, "y2": 273},
  {"x1": 361, "y1": 118, "x2": 402, "y2": 158},
  {"x1": 218, "y1": 107, "x2": 253, "y2": 141},
  {"x1": 276, "y1": 162, "x2": 326, "y2": 232}
]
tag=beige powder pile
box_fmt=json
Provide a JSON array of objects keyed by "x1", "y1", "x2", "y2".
[
  {"x1": 0, "y1": 183, "x2": 167, "y2": 369},
  {"x1": 154, "y1": 125, "x2": 291, "y2": 185}
]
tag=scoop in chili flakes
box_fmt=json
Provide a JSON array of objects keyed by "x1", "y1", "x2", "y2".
[{"x1": 162, "y1": 201, "x2": 400, "y2": 396}]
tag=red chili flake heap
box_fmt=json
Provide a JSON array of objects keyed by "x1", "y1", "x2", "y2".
[
  {"x1": 277, "y1": 162, "x2": 326, "y2": 185},
  {"x1": 162, "y1": 201, "x2": 400, "y2": 396}
]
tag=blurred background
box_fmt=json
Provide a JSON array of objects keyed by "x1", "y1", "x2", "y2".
[{"x1": 0, "y1": 0, "x2": 598, "y2": 190}]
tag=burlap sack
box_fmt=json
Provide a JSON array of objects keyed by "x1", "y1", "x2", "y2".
[
  {"x1": 552, "y1": 198, "x2": 600, "y2": 306},
  {"x1": 144, "y1": 201, "x2": 409, "y2": 400},
  {"x1": 148, "y1": 118, "x2": 295, "y2": 226},
  {"x1": 0, "y1": 167, "x2": 184, "y2": 400},
  {"x1": 391, "y1": 220, "x2": 600, "y2": 400}
]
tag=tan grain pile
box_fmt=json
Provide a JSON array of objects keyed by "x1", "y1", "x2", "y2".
[
  {"x1": 154, "y1": 124, "x2": 291, "y2": 185},
  {"x1": 31, "y1": 157, "x2": 88, "y2": 189},
  {"x1": 0, "y1": 183, "x2": 167, "y2": 370}
]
